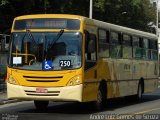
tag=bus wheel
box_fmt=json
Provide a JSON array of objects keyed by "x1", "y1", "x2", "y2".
[
  {"x1": 34, "y1": 100, "x2": 49, "y2": 110},
  {"x1": 95, "y1": 84, "x2": 106, "y2": 110},
  {"x1": 136, "y1": 82, "x2": 143, "y2": 102}
]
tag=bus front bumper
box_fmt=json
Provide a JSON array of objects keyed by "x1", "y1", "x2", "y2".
[{"x1": 7, "y1": 82, "x2": 83, "y2": 102}]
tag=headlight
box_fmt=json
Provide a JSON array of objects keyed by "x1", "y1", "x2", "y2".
[
  {"x1": 8, "y1": 75, "x2": 18, "y2": 85},
  {"x1": 66, "y1": 75, "x2": 81, "y2": 86}
]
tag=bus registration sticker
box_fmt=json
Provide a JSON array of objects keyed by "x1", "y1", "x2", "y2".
[{"x1": 36, "y1": 88, "x2": 48, "y2": 93}]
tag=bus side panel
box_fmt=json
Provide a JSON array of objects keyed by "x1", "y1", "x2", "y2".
[
  {"x1": 145, "y1": 61, "x2": 158, "y2": 93},
  {"x1": 82, "y1": 66, "x2": 99, "y2": 102},
  {"x1": 115, "y1": 59, "x2": 137, "y2": 97}
]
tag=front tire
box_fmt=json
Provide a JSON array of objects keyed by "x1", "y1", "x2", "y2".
[
  {"x1": 34, "y1": 100, "x2": 49, "y2": 110},
  {"x1": 95, "y1": 84, "x2": 106, "y2": 110}
]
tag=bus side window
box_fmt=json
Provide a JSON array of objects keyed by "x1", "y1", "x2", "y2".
[
  {"x1": 149, "y1": 40, "x2": 158, "y2": 60},
  {"x1": 133, "y1": 36, "x2": 141, "y2": 59},
  {"x1": 110, "y1": 31, "x2": 122, "y2": 58},
  {"x1": 85, "y1": 31, "x2": 97, "y2": 70},
  {"x1": 122, "y1": 34, "x2": 132, "y2": 59},
  {"x1": 142, "y1": 38, "x2": 149, "y2": 59},
  {"x1": 98, "y1": 29, "x2": 109, "y2": 58}
]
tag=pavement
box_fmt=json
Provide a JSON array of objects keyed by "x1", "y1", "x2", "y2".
[{"x1": 0, "y1": 91, "x2": 20, "y2": 105}]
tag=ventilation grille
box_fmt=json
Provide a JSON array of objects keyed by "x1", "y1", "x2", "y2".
[
  {"x1": 24, "y1": 90, "x2": 60, "y2": 96},
  {"x1": 23, "y1": 76, "x2": 63, "y2": 83}
]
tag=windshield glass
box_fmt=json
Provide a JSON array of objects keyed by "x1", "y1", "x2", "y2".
[{"x1": 9, "y1": 32, "x2": 82, "y2": 70}]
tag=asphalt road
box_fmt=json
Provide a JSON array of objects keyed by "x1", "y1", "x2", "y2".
[{"x1": 0, "y1": 88, "x2": 160, "y2": 120}]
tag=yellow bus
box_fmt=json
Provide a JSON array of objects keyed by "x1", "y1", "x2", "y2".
[{"x1": 7, "y1": 14, "x2": 158, "y2": 110}]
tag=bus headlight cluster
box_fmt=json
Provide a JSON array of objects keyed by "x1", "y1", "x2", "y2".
[
  {"x1": 8, "y1": 76, "x2": 17, "y2": 85},
  {"x1": 67, "y1": 75, "x2": 81, "y2": 86}
]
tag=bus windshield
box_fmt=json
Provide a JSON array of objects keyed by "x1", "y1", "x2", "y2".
[{"x1": 9, "y1": 32, "x2": 82, "y2": 70}]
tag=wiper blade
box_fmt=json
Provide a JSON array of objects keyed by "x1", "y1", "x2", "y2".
[
  {"x1": 49, "y1": 29, "x2": 64, "y2": 49},
  {"x1": 26, "y1": 29, "x2": 37, "y2": 46}
]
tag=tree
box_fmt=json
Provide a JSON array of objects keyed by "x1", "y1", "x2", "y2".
[
  {"x1": 93, "y1": 0, "x2": 156, "y2": 33},
  {"x1": 0, "y1": 0, "x2": 157, "y2": 33},
  {"x1": 0, "y1": 0, "x2": 9, "y2": 6}
]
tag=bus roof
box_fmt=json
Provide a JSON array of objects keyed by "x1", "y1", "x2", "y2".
[
  {"x1": 14, "y1": 14, "x2": 157, "y2": 40},
  {"x1": 14, "y1": 14, "x2": 84, "y2": 20},
  {"x1": 91, "y1": 18, "x2": 157, "y2": 40}
]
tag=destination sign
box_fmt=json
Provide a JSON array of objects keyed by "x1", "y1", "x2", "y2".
[{"x1": 14, "y1": 18, "x2": 80, "y2": 30}]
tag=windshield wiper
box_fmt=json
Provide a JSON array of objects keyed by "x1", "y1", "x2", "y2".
[
  {"x1": 26, "y1": 29, "x2": 37, "y2": 46},
  {"x1": 21, "y1": 29, "x2": 38, "y2": 48},
  {"x1": 48, "y1": 29, "x2": 64, "y2": 49}
]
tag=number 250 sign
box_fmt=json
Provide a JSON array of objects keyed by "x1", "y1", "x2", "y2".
[{"x1": 59, "y1": 60, "x2": 71, "y2": 67}]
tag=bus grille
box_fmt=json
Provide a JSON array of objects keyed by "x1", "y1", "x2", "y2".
[
  {"x1": 23, "y1": 76, "x2": 63, "y2": 83},
  {"x1": 24, "y1": 90, "x2": 60, "y2": 96},
  {"x1": 26, "y1": 80, "x2": 59, "y2": 82}
]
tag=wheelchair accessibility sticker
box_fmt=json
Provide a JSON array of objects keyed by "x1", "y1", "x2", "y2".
[{"x1": 42, "y1": 60, "x2": 53, "y2": 70}]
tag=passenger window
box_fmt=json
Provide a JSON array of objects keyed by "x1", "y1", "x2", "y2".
[
  {"x1": 133, "y1": 36, "x2": 141, "y2": 59},
  {"x1": 132, "y1": 36, "x2": 139, "y2": 47},
  {"x1": 110, "y1": 32, "x2": 119, "y2": 44},
  {"x1": 149, "y1": 40, "x2": 158, "y2": 60},
  {"x1": 122, "y1": 34, "x2": 132, "y2": 59},
  {"x1": 123, "y1": 34, "x2": 131, "y2": 46},
  {"x1": 142, "y1": 38, "x2": 149, "y2": 59},
  {"x1": 98, "y1": 29, "x2": 109, "y2": 58},
  {"x1": 110, "y1": 31, "x2": 122, "y2": 58}
]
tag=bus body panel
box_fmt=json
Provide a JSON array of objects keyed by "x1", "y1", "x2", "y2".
[
  {"x1": 7, "y1": 67, "x2": 82, "y2": 87},
  {"x1": 7, "y1": 82, "x2": 83, "y2": 102}
]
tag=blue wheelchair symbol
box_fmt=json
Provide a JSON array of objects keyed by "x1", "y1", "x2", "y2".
[{"x1": 42, "y1": 60, "x2": 53, "y2": 70}]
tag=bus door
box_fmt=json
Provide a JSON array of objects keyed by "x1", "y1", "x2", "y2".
[{"x1": 83, "y1": 32, "x2": 98, "y2": 102}]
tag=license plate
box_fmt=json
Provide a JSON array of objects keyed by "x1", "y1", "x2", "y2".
[{"x1": 36, "y1": 88, "x2": 48, "y2": 93}]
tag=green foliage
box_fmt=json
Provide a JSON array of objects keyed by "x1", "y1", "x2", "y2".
[
  {"x1": 0, "y1": 0, "x2": 9, "y2": 6},
  {"x1": 94, "y1": 0, "x2": 106, "y2": 12},
  {"x1": 0, "y1": 0, "x2": 157, "y2": 34},
  {"x1": 93, "y1": 0, "x2": 156, "y2": 33}
]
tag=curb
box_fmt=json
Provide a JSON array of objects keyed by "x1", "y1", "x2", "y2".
[{"x1": 0, "y1": 99, "x2": 21, "y2": 105}]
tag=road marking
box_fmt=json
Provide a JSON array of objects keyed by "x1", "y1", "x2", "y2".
[
  {"x1": 134, "y1": 107, "x2": 160, "y2": 114},
  {"x1": 109, "y1": 107, "x2": 160, "y2": 120}
]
